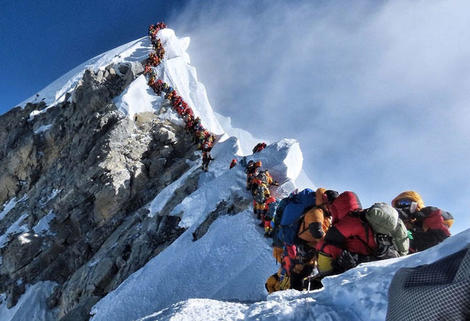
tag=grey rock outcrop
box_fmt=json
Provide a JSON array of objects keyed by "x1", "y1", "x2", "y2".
[{"x1": 0, "y1": 61, "x2": 208, "y2": 319}]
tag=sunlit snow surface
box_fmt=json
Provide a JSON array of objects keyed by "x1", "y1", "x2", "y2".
[
  {"x1": 94, "y1": 229, "x2": 470, "y2": 321},
  {"x1": 19, "y1": 36, "x2": 152, "y2": 110},
  {"x1": 90, "y1": 136, "x2": 303, "y2": 321},
  {"x1": 0, "y1": 195, "x2": 28, "y2": 221},
  {"x1": 114, "y1": 75, "x2": 163, "y2": 118},
  {"x1": 0, "y1": 213, "x2": 28, "y2": 248}
]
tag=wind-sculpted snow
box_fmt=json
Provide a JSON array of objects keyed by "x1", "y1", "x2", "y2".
[
  {"x1": 165, "y1": 137, "x2": 301, "y2": 228},
  {"x1": 131, "y1": 229, "x2": 470, "y2": 321},
  {"x1": 0, "y1": 282, "x2": 58, "y2": 321},
  {"x1": 114, "y1": 75, "x2": 163, "y2": 118},
  {"x1": 90, "y1": 211, "x2": 279, "y2": 321},
  {"x1": 20, "y1": 37, "x2": 152, "y2": 111},
  {"x1": 136, "y1": 299, "x2": 248, "y2": 321},
  {"x1": 0, "y1": 213, "x2": 28, "y2": 249},
  {"x1": 170, "y1": 138, "x2": 244, "y2": 227},
  {"x1": 153, "y1": 28, "x2": 224, "y2": 135},
  {"x1": 147, "y1": 161, "x2": 200, "y2": 218},
  {"x1": 236, "y1": 138, "x2": 303, "y2": 199},
  {"x1": 90, "y1": 134, "x2": 304, "y2": 321},
  {"x1": 0, "y1": 195, "x2": 28, "y2": 222}
]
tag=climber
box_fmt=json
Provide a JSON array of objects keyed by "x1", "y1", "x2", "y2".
[
  {"x1": 251, "y1": 178, "x2": 271, "y2": 222},
  {"x1": 172, "y1": 95, "x2": 183, "y2": 108},
  {"x1": 252, "y1": 142, "x2": 267, "y2": 154},
  {"x1": 144, "y1": 65, "x2": 153, "y2": 74},
  {"x1": 200, "y1": 135, "x2": 213, "y2": 157},
  {"x1": 148, "y1": 52, "x2": 160, "y2": 66},
  {"x1": 185, "y1": 115, "x2": 194, "y2": 132},
  {"x1": 245, "y1": 160, "x2": 262, "y2": 191},
  {"x1": 148, "y1": 74, "x2": 156, "y2": 87},
  {"x1": 153, "y1": 79, "x2": 164, "y2": 95},
  {"x1": 316, "y1": 191, "x2": 377, "y2": 277},
  {"x1": 156, "y1": 22, "x2": 167, "y2": 30},
  {"x1": 392, "y1": 191, "x2": 453, "y2": 253},
  {"x1": 271, "y1": 195, "x2": 291, "y2": 263},
  {"x1": 298, "y1": 189, "x2": 338, "y2": 249},
  {"x1": 278, "y1": 189, "x2": 338, "y2": 291},
  {"x1": 262, "y1": 196, "x2": 278, "y2": 237},
  {"x1": 293, "y1": 188, "x2": 339, "y2": 290},
  {"x1": 264, "y1": 190, "x2": 298, "y2": 293},
  {"x1": 191, "y1": 117, "x2": 202, "y2": 133},
  {"x1": 201, "y1": 151, "x2": 214, "y2": 172},
  {"x1": 194, "y1": 130, "x2": 203, "y2": 145},
  {"x1": 162, "y1": 83, "x2": 170, "y2": 93},
  {"x1": 165, "y1": 89, "x2": 177, "y2": 100},
  {"x1": 229, "y1": 159, "x2": 238, "y2": 169},
  {"x1": 256, "y1": 170, "x2": 279, "y2": 187},
  {"x1": 198, "y1": 132, "x2": 213, "y2": 151},
  {"x1": 174, "y1": 103, "x2": 184, "y2": 115},
  {"x1": 182, "y1": 104, "x2": 194, "y2": 117},
  {"x1": 155, "y1": 41, "x2": 165, "y2": 58}
]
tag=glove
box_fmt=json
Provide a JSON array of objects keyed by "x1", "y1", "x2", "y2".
[{"x1": 335, "y1": 250, "x2": 359, "y2": 272}]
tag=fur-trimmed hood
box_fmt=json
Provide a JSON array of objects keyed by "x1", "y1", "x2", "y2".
[
  {"x1": 392, "y1": 191, "x2": 425, "y2": 210},
  {"x1": 330, "y1": 191, "x2": 362, "y2": 223}
]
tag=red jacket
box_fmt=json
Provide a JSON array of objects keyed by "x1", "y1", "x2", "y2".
[
  {"x1": 317, "y1": 191, "x2": 376, "y2": 259},
  {"x1": 417, "y1": 206, "x2": 451, "y2": 236},
  {"x1": 408, "y1": 206, "x2": 452, "y2": 252}
]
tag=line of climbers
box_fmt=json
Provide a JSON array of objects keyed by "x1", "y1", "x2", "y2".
[
  {"x1": 229, "y1": 144, "x2": 281, "y2": 238},
  {"x1": 245, "y1": 159, "x2": 279, "y2": 237},
  {"x1": 146, "y1": 23, "x2": 455, "y2": 295},
  {"x1": 233, "y1": 148, "x2": 455, "y2": 294},
  {"x1": 264, "y1": 188, "x2": 454, "y2": 293},
  {"x1": 144, "y1": 22, "x2": 216, "y2": 171}
]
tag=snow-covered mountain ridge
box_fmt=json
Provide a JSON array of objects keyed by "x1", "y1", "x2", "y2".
[
  {"x1": 0, "y1": 24, "x2": 468, "y2": 321},
  {"x1": 0, "y1": 25, "x2": 303, "y2": 321},
  {"x1": 127, "y1": 230, "x2": 470, "y2": 321}
]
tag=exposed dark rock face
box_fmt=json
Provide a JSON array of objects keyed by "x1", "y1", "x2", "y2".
[
  {"x1": 192, "y1": 196, "x2": 252, "y2": 241},
  {"x1": 0, "y1": 62, "x2": 203, "y2": 319}
]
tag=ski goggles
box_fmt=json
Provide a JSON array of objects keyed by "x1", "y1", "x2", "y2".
[{"x1": 395, "y1": 198, "x2": 413, "y2": 208}]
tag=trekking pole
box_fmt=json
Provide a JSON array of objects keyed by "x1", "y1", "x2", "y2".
[{"x1": 305, "y1": 267, "x2": 320, "y2": 293}]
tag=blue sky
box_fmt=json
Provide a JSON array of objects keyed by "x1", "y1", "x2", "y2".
[
  {"x1": 1, "y1": 0, "x2": 469, "y2": 233},
  {"x1": 0, "y1": 0, "x2": 185, "y2": 112}
]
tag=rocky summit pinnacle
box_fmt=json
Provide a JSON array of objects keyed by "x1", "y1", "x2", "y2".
[
  {"x1": 0, "y1": 23, "x2": 307, "y2": 321},
  {"x1": 0, "y1": 60, "x2": 205, "y2": 319}
]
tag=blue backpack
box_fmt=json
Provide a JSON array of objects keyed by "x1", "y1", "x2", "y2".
[{"x1": 278, "y1": 188, "x2": 316, "y2": 245}]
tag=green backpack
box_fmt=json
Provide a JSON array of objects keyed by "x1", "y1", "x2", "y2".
[{"x1": 364, "y1": 203, "x2": 409, "y2": 257}]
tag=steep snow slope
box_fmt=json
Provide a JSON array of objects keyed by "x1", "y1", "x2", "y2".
[
  {"x1": 0, "y1": 282, "x2": 57, "y2": 321},
  {"x1": 135, "y1": 229, "x2": 470, "y2": 321},
  {"x1": 89, "y1": 136, "x2": 303, "y2": 321}
]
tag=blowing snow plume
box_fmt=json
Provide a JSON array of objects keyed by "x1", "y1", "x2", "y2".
[{"x1": 172, "y1": 0, "x2": 470, "y2": 232}]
